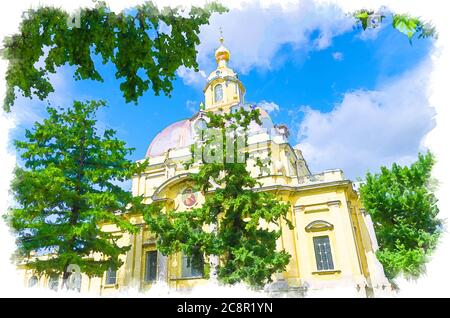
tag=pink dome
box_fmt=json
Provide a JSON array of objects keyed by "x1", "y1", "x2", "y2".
[
  {"x1": 146, "y1": 119, "x2": 194, "y2": 157},
  {"x1": 145, "y1": 106, "x2": 275, "y2": 158}
]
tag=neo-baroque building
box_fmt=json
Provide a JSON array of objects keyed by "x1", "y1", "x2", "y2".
[{"x1": 20, "y1": 37, "x2": 392, "y2": 297}]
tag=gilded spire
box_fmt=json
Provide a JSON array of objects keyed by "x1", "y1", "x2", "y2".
[
  {"x1": 219, "y1": 27, "x2": 224, "y2": 44},
  {"x1": 215, "y1": 28, "x2": 230, "y2": 65}
]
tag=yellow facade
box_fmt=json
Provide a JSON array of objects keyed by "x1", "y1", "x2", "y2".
[{"x1": 19, "y1": 37, "x2": 392, "y2": 297}]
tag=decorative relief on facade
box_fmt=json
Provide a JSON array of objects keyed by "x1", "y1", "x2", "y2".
[
  {"x1": 182, "y1": 188, "x2": 197, "y2": 207},
  {"x1": 305, "y1": 220, "x2": 334, "y2": 232},
  {"x1": 295, "y1": 203, "x2": 330, "y2": 214},
  {"x1": 327, "y1": 200, "x2": 341, "y2": 207},
  {"x1": 299, "y1": 173, "x2": 326, "y2": 184},
  {"x1": 295, "y1": 200, "x2": 341, "y2": 214}
]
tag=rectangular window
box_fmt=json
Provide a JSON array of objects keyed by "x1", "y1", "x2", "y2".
[
  {"x1": 181, "y1": 253, "x2": 204, "y2": 278},
  {"x1": 144, "y1": 250, "x2": 158, "y2": 282},
  {"x1": 105, "y1": 267, "x2": 117, "y2": 285},
  {"x1": 313, "y1": 236, "x2": 334, "y2": 271}
]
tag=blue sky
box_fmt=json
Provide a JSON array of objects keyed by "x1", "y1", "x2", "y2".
[
  {"x1": 240, "y1": 25, "x2": 431, "y2": 132},
  {"x1": 11, "y1": 2, "x2": 434, "y2": 182}
]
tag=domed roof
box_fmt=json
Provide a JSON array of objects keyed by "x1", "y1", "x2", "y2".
[
  {"x1": 146, "y1": 119, "x2": 194, "y2": 157},
  {"x1": 233, "y1": 105, "x2": 274, "y2": 133},
  {"x1": 145, "y1": 34, "x2": 281, "y2": 159},
  {"x1": 145, "y1": 107, "x2": 277, "y2": 158},
  {"x1": 215, "y1": 36, "x2": 230, "y2": 63},
  {"x1": 250, "y1": 107, "x2": 273, "y2": 132}
]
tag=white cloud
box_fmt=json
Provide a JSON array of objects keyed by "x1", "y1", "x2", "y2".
[
  {"x1": 294, "y1": 58, "x2": 435, "y2": 180},
  {"x1": 186, "y1": 99, "x2": 198, "y2": 114},
  {"x1": 332, "y1": 51, "x2": 344, "y2": 61},
  {"x1": 12, "y1": 69, "x2": 73, "y2": 127},
  {"x1": 257, "y1": 100, "x2": 279, "y2": 113},
  {"x1": 177, "y1": 0, "x2": 354, "y2": 86},
  {"x1": 176, "y1": 66, "x2": 207, "y2": 89}
]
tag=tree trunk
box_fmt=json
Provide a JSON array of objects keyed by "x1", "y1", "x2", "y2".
[{"x1": 61, "y1": 263, "x2": 71, "y2": 290}]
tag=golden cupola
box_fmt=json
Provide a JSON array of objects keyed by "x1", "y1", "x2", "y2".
[
  {"x1": 204, "y1": 34, "x2": 246, "y2": 112},
  {"x1": 215, "y1": 36, "x2": 230, "y2": 67}
]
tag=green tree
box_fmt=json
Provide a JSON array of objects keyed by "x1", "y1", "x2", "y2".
[
  {"x1": 5, "y1": 100, "x2": 148, "y2": 287},
  {"x1": 1, "y1": 1, "x2": 226, "y2": 111},
  {"x1": 144, "y1": 107, "x2": 293, "y2": 288},
  {"x1": 359, "y1": 152, "x2": 442, "y2": 280},
  {"x1": 353, "y1": 9, "x2": 436, "y2": 41}
]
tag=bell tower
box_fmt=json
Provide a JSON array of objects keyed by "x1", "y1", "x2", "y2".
[{"x1": 203, "y1": 34, "x2": 245, "y2": 112}]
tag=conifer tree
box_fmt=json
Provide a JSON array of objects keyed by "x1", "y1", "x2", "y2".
[
  {"x1": 6, "y1": 100, "x2": 148, "y2": 287},
  {"x1": 144, "y1": 107, "x2": 293, "y2": 287}
]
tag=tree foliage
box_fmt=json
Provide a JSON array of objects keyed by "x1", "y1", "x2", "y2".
[
  {"x1": 353, "y1": 9, "x2": 436, "y2": 41},
  {"x1": 359, "y1": 152, "x2": 442, "y2": 280},
  {"x1": 144, "y1": 107, "x2": 292, "y2": 287},
  {"x1": 0, "y1": 1, "x2": 226, "y2": 111},
  {"x1": 5, "y1": 100, "x2": 149, "y2": 282}
]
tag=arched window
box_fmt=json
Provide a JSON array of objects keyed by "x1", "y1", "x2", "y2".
[
  {"x1": 28, "y1": 276, "x2": 38, "y2": 288},
  {"x1": 214, "y1": 84, "x2": 223, "y2": 103},
  {"x1": 193, "y1": 119, "x2": 207, "y2": 141}
]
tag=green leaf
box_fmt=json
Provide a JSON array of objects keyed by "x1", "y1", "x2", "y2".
[
  {"x1": 355, "y1": 11, "x2": 370, "y2": 30},
  {"x1": 393, "y1": 14, "x2": 420, "y2": 39}
]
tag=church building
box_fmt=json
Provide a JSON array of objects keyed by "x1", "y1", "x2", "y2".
[{"x1": 20, "y1": 37, "x2": 392, "y2": 297}]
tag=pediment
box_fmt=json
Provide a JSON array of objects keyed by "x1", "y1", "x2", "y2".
[{"x1": 305, "y1": 220, "x2": 334, "y2": 232}]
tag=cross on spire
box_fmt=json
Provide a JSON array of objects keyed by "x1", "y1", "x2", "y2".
[{"x1": 219, "y1": 27, "x2": 224, "y2": 44}]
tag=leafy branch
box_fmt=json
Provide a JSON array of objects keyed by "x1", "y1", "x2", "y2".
[
  {"x1": 0, "y1": 1, "x2": 227, "y2": 112},
  {"x1": 353, "y1": 9, "x2": 436, "y2": 42}
]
